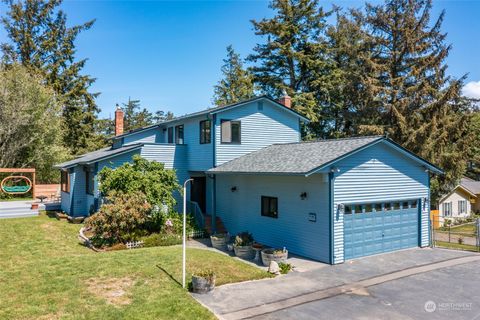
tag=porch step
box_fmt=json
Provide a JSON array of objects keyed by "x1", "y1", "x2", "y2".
[{"x1": 204, "y1": 215, "x2": 227, "y2": 235}]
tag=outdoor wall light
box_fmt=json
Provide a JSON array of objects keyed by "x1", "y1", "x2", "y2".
[
  {"x1": 231, "y1": 186, "x2": 237, "y2": 192},
  {"x1": 300, "y1": 192, "x2": 307, "y2": 200},
  {"x1": 338, "y1": 203, "x2": 345, "y2": 214}
]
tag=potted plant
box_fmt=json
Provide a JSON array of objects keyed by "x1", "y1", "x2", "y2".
[
  {"x1": 233, "y1": 232, "x2": 254, "y2": 259},
  {"x1": 210, "y1": 233, "x2": 228, "y2": 250},
  {"x1": 191, "y1": 269, "x2": 216, "y2": 294},
  {"x1": 261, "y1": 248, "x2": 288, "y2": 267}
]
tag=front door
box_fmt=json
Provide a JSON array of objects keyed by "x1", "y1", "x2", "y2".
[{"x1": 190, "y1": 176, "x2": 206, "y2": 213}]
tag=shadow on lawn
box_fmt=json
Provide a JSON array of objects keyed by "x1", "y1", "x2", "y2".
[{"x1": 156, "y1": 264, "x2": 184, "y2": 288}]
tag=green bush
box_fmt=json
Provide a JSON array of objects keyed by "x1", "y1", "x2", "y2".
[
  {"x1": 142, "y1": 233, "x2": 182, "y2": 247},
  {"x1": 98, "y1": 155, "x2": 181, "y2": 225},
  {"x1": 278, "y1": 262, "x2": 293, "y2": 274},
  {"x1": 85, "y1": 191, "x2": 151, "y2": 246}
]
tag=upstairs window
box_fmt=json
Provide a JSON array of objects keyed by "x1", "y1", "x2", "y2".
[
  {"x1": 261, "y1": 196, "x2": 278, "y2": 218},
  {"x1": 61, "y1": 170, "x2": 70, "y2": 193},
  {"x1": 175, "y1": 125, "x2": 184, "y2": 144},
  {"x1": 221, "y1": 120, "x2": 241, "y2": 144},
  {"x1": 200, "y1": 120, "x2": 211, "y2": 144},
  {"x1": 167, "y1": 127, "x2": 173, "y2": 143},
  {"x1": 85, "y1": 170, "x2": 94, "y2": 195}
]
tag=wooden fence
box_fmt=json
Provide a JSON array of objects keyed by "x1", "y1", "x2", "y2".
[{"x1": 34, "y1": 184, "x2": 60, "y2": 199}]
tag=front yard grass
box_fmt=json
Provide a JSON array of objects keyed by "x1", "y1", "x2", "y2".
[
  {"x1": 435, "y1": 241, "x2": 479, "y2": 252},
  {"x1": 0, "y1": 212, "x2": 270, "y2": 319}
]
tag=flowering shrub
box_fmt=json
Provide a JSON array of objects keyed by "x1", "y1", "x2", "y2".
[{"x1": 85, "y1": 191, "x2": 151, "y2": 246}]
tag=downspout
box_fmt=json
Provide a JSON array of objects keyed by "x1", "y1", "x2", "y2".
[
  {"x1": 328, "y1": 171, "x2": 335, "y2": 265},
  {"x1": 211, "y1": 114, "x2": 217, "y2": 234}
]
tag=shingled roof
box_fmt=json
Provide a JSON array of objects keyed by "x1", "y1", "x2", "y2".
[
  {"x1": 209, "y1": 136, "x2": 383, "y2": 175},
  {"x1": 460, "y1": 177, "x2": 480, "y2": 195},
  {"x1": 54, "y1": 143, "x2": 143, "y2": 169},
  {"x1": 208, "y1": 136, "x2": 442, "y2": 176}
]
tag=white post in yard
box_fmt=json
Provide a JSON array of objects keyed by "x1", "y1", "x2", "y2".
[{"x1": 182, "y1": 178, "x2": 194, "y2": 289}]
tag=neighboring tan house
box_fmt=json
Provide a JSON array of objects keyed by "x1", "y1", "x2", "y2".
[
  {"x1": 55, "y1": 95, "x2": 443, "y2": 264},
  {"x1": 438, "y1": 177, "x2": 480, "y2": 225}
]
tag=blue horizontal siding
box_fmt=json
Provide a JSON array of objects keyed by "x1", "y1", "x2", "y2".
[
  {"x1": 216, "y1": 174, "x2": 330, "y2": 263},
  {"x1": 215, "y1": 100, "x2": 300, "y2": 166},
  {"x1": 123, "y1": 127, "x2": 159, "y2": 145},
  {"x1": 332, "y1": 141, "x2": 429, "y2": 263}
]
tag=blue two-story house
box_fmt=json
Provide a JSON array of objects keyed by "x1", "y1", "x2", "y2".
[{"x1": 55, "y1": 95, "x2": 442, "y2": 264}]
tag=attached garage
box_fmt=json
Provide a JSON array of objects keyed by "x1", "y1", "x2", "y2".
[
  {"x1": 343, "y1": 200, "x2": 419, "y2": 260},
  {"x1": 209, "y1": 136, "x2": 443, "y2": 265}
]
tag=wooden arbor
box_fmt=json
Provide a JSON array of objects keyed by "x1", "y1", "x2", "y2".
[{"x1": 0, "y1": 168, "x2": 36, "y2": 198}]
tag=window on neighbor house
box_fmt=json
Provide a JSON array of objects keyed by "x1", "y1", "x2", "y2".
[
  {"x1": 167, "y1": 127, "x2": 173, "y2": 143},
  {"x1": 61, "y1": 170, "x2": 70, "y2": 193},
  {"x1": 85, "y1": 170, "x2": 94, "y2": 195},
  {"x1": 199, "y1": 120, "x2": 211, "y2": 144},
  {"x1": 221, "y1": 120, "x2": 241, "y2": 143},
  {"x1": 458, "y1": 200, "x2": 467, "y2": 214},
  {"x1": 175, "y1": 125, "x2": 184, "y2": 144},
  {"x1": 261, "y1": 196, "x2": 278, "y2": 218},
  {"x1": 443, "y1": 202, "x2": 452, "y2": 216}
]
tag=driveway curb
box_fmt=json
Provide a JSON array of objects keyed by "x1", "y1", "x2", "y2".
[{"x1": 220, "y1": 254, "x2": 480, "y2": 320}]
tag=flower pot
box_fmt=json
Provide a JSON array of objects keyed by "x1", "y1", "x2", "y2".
[
  {"x1": 191, "y1": 274, "x2": 216, "y2": 294},
  {"x1": 210, "y1": 235, "x2": 227, "y2": 250},
  {"x1": 261, "y1": 248, "x2": 288, "y2": 267},
  {"x1": 234, "y1": 245, "x2": 254, "y2": 259}
]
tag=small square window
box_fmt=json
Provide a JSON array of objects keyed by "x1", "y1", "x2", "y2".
[
  {"x1": 410, "y1": 201, "x2": 417, "y2": 208},
  {"x1": 384, "y1": 203, "x2": 392, "y2": 211},
  {"x1": 393, "y1": 202, "x2": 400, "y2": 210},
  {"x1": 402, "y1": 201, "x2": 409, "y2": 209},
  {"x1": 221, "y1": 120, "x2": 241, "y2": 143},
  {"x1": 344, "y1": 205, "x2": 352, "y2": 214},
  {"x1": 374, "y1": 203, "x2": 383, "y2": 211},
  {"x1": 354, "y1": 205, "x2": 363, "y2": 214},
  {"x1": 365, "y1": 204, "x2": 373, "y2": 213},
  {"x1": 261, "y1": 196, "x2": 278, "y2": 218}
]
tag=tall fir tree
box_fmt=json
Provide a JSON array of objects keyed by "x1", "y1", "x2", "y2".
[
  {"x1": 212, "y1": 45, "x2": 254, "y2": 106},
  {"x1": 358, "y1": 0, "x2": 474, "y2": 199},
  {"x1": 121, "y1": 98, "x2": 155, "y2": 131},
  {"x1": 1, "y1": 0, "x2": 100, "y2": 155},
  {"x1": 248, "y1": 0, "x2": 334, "y2": 137}
]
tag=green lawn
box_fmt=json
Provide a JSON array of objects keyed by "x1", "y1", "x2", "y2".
[
  {"x1": 435, "y1": 241, "x2": 479, "y2": 252},
  {"x1": 0, "y1": 212, "x2": 270, "y2": 319},
  {"x1": 449, "y1": 223, "x2": 477, "y2": 235}
]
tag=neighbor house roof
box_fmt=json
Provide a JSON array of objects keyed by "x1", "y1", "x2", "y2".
[
  {"x1": 54, "y1": 143, "x2": 143, "y2": 169},
  {"x1": 460, "y1": 177, "x2": 480, "y2": 195},
  {"x1": 110, "y1": 96, "x2": 310, "y2": 140},
  {"x1": 208, "y1": 136, "x2": 443, "y2": 176}
]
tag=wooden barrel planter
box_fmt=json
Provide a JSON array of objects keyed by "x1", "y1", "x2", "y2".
[
  {"x1": 261, "y1": 248, "x2": 288, "y2": 267},
  {"x1": 191, "y1": 272, "x2": 216, "y2": 294},
  {"x1": 210, "y1": 234, "x2": 228, "y2": 250},
  {"x1": 234, "y1": 245, "x2": 254, "y2": 259}
]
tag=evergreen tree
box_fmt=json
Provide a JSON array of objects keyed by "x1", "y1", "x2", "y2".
[
  {"x1": 153, "y1": 110, "x2": 175, "y2": 123},
  {"x1": 248, "y1": 0, "x2": 333, "y2": 137},
  {"x1": 213, "y1": 45, "x2": 254, "y2": 106},
  {"x1": 121, "y1": 98, "x2": 155, "y2": 132},
  {"x1": 358, "y1": 0, "x2": 474, "y2": 198},
  {"x1": 1, "y1": 0, "x2": 99, "y2": 155}
]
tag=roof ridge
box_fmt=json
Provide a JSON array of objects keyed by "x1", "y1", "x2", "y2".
[{"x1": 271, "y1": 135, "x2": 384, "y2": 146}]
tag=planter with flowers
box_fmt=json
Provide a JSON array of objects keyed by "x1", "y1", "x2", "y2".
[
  {"x1": 233, "y1": 232, "x2": 254, "y2": 259},
  {"x1": 261, "y1": 248, "x2": 288, "y2": 267},
  {"x1": 210, "y1": 233, "x2": 228, "y2": 250},
  {"x1": 191, "y1": 269, "x2": 216, "y2": 294}
]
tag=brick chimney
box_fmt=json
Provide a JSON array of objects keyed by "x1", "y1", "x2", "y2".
[
  {"x1": 278, "y1": 90, "x2": 292, "y2": 108},
  {"x1": 114, "y1": 104, "x2": 124, "y2": 136}
]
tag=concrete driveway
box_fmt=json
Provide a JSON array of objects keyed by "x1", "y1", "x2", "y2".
[{"x1": 193, "y1": 248, "x2": 480, "y2": 320}]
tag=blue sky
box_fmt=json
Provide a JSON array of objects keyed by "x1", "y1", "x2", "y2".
[{"x1": 1, "y1": 0, "x2": 479, "y2": 118}]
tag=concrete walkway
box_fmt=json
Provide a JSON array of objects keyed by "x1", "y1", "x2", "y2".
[{"x1": 193, "y1": 248, "x2": 479, "y2": 320}]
